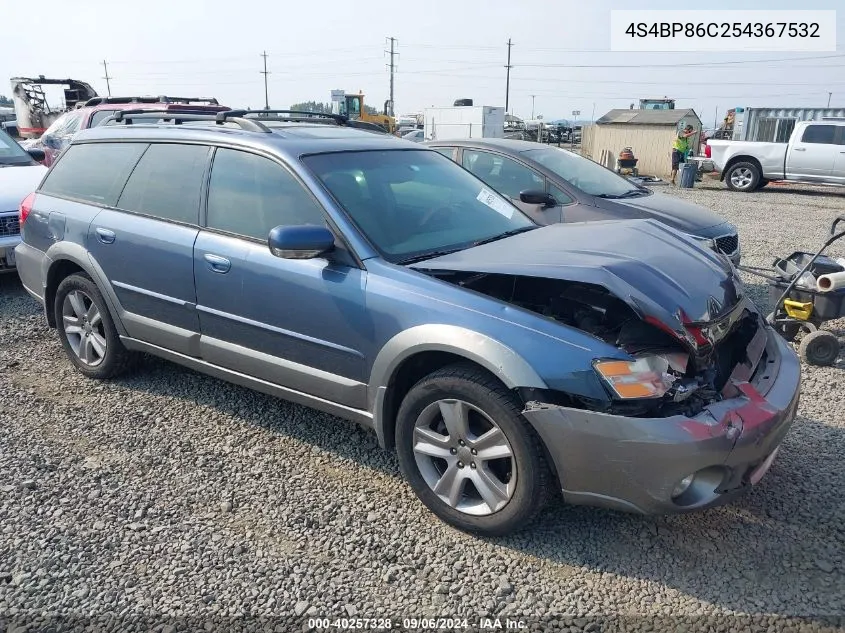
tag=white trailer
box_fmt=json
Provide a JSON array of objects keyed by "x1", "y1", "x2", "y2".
[{"x1": 424, "y1": 106, "x2": 504, "y2": 141}]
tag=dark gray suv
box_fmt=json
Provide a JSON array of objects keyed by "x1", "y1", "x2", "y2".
[{"x1": 15, "y1": 110, "x2": 800, "y2": 536}]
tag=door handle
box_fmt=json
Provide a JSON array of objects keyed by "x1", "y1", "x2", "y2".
[
  {"x1": 793, "y1": 148, "x2": 806, "y2": 152},
  {"x1": 95, "y1": 228, "x2": 115, "y2": 244},
  {"x1": 204, "y1": 253, "x2": 231, "y2": 274}
]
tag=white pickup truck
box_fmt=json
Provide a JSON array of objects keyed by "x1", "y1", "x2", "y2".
[{"x1": 708, "y1": 120, "x2": 845, "y2": 192}]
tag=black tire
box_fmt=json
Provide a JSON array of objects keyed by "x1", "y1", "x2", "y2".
[
  {"x1": 756, "y1": 178, "x2": 770, "y2": 190},
  {"x1": 395, "y1": 363, "x2": 553, "y2": 536},
  {"x1": 54, "y1": 273, "x2": 136, "y2": 379},
  {"x1": 798, "y1": 330, "x2": 840, "y2": 366},
  {"x1": 725, "y1": 161, "x2": 760, "y2": 192}
]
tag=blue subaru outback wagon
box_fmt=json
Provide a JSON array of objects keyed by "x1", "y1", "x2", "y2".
[{"x1": 14, "y1": 110, "x2": 800, "y2": 536}]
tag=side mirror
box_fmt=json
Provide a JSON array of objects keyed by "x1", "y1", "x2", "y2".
[
  {"x1": 519, "y1": 190, "x2": 556, "y2": 208},
  {"x1": 27, "y1": 148, "x2": 46, "y2": 163},
  {"x1": 268, "y1": 225, "x2": 335, "y2": 260}
]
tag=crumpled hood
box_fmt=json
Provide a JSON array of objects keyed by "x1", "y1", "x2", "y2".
[
  {"x1": 597, "y1": 191, "x2": 728, "y2": 234},
  {"x1": 0, "y1": 164, "x2": 47, "y2": 212},
  {"x1": 411, "y1": 219, "x2": 746, "y2": 333}
]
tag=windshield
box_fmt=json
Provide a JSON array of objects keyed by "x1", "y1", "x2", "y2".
[
  {"x1": 0, "y1": 129, "x2": 33, "y2": 165},
  {"x1": 303, "y1": 150, "x2": 535, "y2": 263},
  {"x1": 523, "y1": 146, "x2": 646, "y2": 198}
]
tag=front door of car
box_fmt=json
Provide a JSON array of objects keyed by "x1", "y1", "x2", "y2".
[
  {"x1": 461, "y1": 149, "x2": 561, "y2": 224},
  {"x1": 86, "y1": 142, "x2": 210, "y2": 356},
  {"x1": 193, "y1": 147, "x2": 369, "y2": 409},
  {"x1": 786, "y1": 124, "x2": 837, "y2": 179}
]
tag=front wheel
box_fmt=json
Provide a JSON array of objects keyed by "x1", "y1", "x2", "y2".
[
  {"x1": 395, "y1": 364, "x2": 553, "y2": 536},
  {"x1": 725, "y1": 161, "x2": 760, "y2": 192}
]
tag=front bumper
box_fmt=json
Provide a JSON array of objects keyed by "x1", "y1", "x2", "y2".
[{"x1": 522, "y1": 325, "x2": 800, "y2": 514}]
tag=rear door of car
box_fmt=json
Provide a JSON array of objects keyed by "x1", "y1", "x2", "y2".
[
  {"x1": 832, "y1": 125, "x2": 845, "y2": 184},
  {"x1": 193, "y1": 146, "x2": 368, "y2": 408},
  {"x1": 786, "y1": 124, "x2": 837, "y2": 179},
  {"x1": 84, "y1": 141, "x2": 211, "y2": 355}
]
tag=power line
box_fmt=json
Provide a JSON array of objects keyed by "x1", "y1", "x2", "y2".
[
  {"x1": 515, "y1": 53, "x2": 845, "y2": 69},
  {"x1": 260, "y1": 51, "x2": 270, "y2": 109},
  {"x1": 505, "y1": 38, "x2": 513, "y2": 114},
  {"x1": 102, "y1": 60, "x2": 112, "y2": 96}
]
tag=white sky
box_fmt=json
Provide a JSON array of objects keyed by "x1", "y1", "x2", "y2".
[{"x1": 4, "y1": 0, "x2": 844, "y2": 126}]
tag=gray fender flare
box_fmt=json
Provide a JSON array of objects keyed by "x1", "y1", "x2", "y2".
[
  {"x1": 368, "y1": 324, "x2": 547, "y2": 448},
  {"x1": 42, "y1": 242, "x2": 128, "y2": 336}
]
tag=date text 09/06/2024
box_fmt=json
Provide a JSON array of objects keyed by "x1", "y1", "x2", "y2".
[{"x1": 306, "y1": 617, "x2": 529, "y2": 630}]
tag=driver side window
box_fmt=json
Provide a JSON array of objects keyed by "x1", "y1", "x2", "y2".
[
  {"x1": 206, "y1": 148, "x2": 326, "y2": 241},
  {"x1": 462, "y1": 150, "x2": 544, "y2": 200}
]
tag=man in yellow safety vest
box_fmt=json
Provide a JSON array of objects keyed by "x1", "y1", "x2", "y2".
[{"x1": 671, "y1": 124, "x2": 696, "y2": 185}]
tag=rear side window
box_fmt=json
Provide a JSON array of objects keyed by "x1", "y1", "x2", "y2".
[
  {"x1": 801, "y1": 125, "x2": 836, "y2": 145},
  {"x1": 39, "y1": 142, "x2": 147, "y2": 206},
  {"x1": 117, "y1": 143, "x2": 210, "y2": 225}
]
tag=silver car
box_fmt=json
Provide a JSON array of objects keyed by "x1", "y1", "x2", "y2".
[{"x1": 0, "y1": 128, "x2": 48, "y2": 272}]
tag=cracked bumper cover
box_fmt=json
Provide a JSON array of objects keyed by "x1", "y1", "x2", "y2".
[{"x1": 521, "y1": 325, "x2": 801, "y2": 514}]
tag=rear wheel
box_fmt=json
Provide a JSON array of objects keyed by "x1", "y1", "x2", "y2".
[
  {"x1": 725, "y1": 161, "x2": 760, "y2": 192},
  {"x1": 54, "y1": 273, "x2": 136, "y2": 379},
  {"x1": 395, "y1": 364, "x2": 552, "y2": 536}
]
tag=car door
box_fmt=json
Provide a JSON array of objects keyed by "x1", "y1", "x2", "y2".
[
  {"x1": 786, "y1": 124, "x2": 837, "y2": 179},
  {"x1": 86, "y1": 142, "x2": 211, "y2": 356},
  {"x1": 193, "y1": 147, "x2": 369, "y2": 409},
  {"x1": 461, "y1": 149, "x2": 559, "y2": 224},
  {"x1": 832, "y1": 125, "x2": 845, "y2": 184}
]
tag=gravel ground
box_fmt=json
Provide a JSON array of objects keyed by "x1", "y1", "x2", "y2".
[{"x1": 1, "y1": 180, "x2": 844, "y2": 633}]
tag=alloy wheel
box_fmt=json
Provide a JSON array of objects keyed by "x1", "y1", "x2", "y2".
[
  {"x1": 412, "y1": 398, "x2": 516, "y2": 516},
  {"x1": 62, "y1": 290, "x2": 107, "y2": 366}
]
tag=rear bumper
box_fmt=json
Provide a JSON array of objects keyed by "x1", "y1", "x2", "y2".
[
  {"x1": 522, "y1": 325, "x2": 800, "y2": 515},
  {"x1": 13, "y1": 242, "x2": 47, "y2": 301}
]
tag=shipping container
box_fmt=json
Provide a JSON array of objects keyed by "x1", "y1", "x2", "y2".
[
  {"x1": 731, "y1": 107, "x2": 845, "y2": 142},
  {"x1": 423, "y1": 106, "x2": 505, "y2": 141}
]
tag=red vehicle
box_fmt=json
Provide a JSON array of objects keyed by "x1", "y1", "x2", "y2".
[{"x1": 36, "y1": 96, "x2": 229, "y2": 166}]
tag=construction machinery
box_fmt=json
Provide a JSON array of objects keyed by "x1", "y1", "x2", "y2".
[
  {"x1": 10, "y1": 76, "x2": 98, "y2": 138},
  {"x1": 331, "y1": 91, "x2": 396, "y2": 133}
]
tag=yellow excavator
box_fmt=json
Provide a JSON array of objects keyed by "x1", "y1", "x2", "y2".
[{"x1": 333, "y1": 91, "x2": 396, "y2": 133}]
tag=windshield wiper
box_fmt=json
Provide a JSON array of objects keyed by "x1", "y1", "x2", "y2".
[
  {"x1": 470, "y1": 226, "x2": 536, "y2": 247},
  {"x1": 597, "y1": 189, "x2": 646, "y2": 199},
  {"x1": 399, "y1": 248, "x2": 466, "y2": 265}
]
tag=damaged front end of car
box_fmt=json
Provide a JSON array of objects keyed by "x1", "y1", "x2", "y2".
[{"x1": 411, "y1": 220, "x2": 801, "y2": 513}]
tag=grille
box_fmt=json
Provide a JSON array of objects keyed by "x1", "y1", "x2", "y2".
[
  {"x1": 0, "y1": 214, "x2": 20, "y2": 238},
  {"x1": 716, "y1": 233, "x2": 739, "y2": 256}
]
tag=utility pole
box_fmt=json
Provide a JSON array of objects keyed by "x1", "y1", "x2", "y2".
[
  {"x1": 591, "y1": 102, "x2": 596, "y2": 122},
  {"x1": 385, "y1": 37, "x2": 397, "y2": 117},
  {"x1": 828, "y1": 92, "x2": 832, "y2": 107},
  {"x1": 260, "y1": 51, "x2": 270, "y2": 110},
  {"x1": 102, "y1": 60, "x2": 112, "y2": 97},
  {"x1": 505, "y1": 38, "x2": 513, "y2": 114},
  {"x1": 530, "y1": 95, "x2": 536, "y2": 119}
]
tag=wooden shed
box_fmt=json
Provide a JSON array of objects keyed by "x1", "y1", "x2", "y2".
[{"x1": 581, "y1": 108, "x2": 703, "y2": 178}]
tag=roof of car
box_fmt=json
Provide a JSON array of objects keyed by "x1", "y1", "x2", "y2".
[{"x1": 72, "y1": 121, "x2": 421, "y2": 158}]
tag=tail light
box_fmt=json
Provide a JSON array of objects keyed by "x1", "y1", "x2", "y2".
[
  {"x1": 19, "y1": 192, "x2": 35, "y2": 226},
  {"x1": 705, "y1": 144, "x2": 712, "y2": 158}
]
